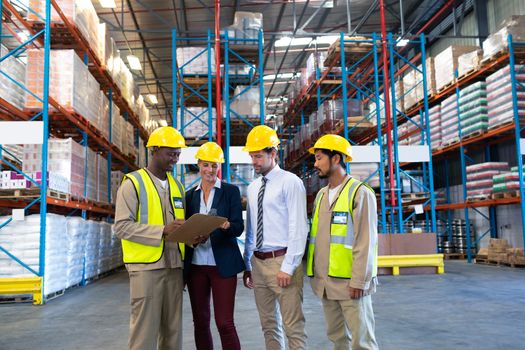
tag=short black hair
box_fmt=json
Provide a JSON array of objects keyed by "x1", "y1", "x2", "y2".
[{"x1": 319, "y1": 149, "x2": 345, "y2": 168}]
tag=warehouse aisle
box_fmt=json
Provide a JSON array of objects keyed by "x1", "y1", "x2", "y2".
[{"x1": 1, "y1": 261, "x2": 524, "y2": 350}]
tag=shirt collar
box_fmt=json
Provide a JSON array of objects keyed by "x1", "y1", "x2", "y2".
[
  {"x1": 197, "y1": 178, "x2": 222, "y2": 191},
  {"x1": 263, "y1": 164, "x2": 281, "y2": 182}
]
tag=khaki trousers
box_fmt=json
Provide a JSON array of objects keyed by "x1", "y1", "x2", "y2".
[
  {"x1": 251, "y1": 255, "x2": 307, "y2": 350},
  {"x1": 322, "y1": 296, "x2": 378, "y2": 350},
  {"x1": 128, "y1": 268, "x2": 183, "y2": 350}
]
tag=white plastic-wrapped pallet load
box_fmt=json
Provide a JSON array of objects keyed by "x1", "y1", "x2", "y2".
[
  {"x1": 65, "y1": 217, "x2": 87, "y2": 288},
  {"x1": 0, "y1": 214, "x2": 68, "y2": 296}
]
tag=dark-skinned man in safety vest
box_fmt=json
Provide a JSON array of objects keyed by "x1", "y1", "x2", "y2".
[
  {"x1": 306, "y1": 134, "x2": 379, "y2": 350},
  {"x1": 114, "y1": 126, "x2": 203, "y2": 350}
]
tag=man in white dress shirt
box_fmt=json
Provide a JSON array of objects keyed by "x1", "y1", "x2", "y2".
[{"x1": 242, "y1": 125, "x2": 309, "y2": 350}]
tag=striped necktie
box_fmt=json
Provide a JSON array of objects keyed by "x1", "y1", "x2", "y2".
[{"x1": 256, "y1": 177, "x2": 268, "y2": 250}]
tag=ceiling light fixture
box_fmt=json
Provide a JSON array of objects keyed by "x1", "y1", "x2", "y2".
[
  {"x1": 274, "y1": 36, "x2": 313, "y2": 48},
  {"x1": 147, "y1": 94, "x2": 158, "y2": 105},
  {"x1": 127, "y1": 55, "x2": 142, "y2": 71},
  {"x1": 99, "y1": 0, "x2": 117, "y2": 9}
]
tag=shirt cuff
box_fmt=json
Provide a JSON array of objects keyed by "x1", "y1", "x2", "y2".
[
  {"x1": 349, "y1": 278, "x2": 370, "y2": 290},
  {"x1": 279, "y1": 261, "x2": 296, "y2": 275}
]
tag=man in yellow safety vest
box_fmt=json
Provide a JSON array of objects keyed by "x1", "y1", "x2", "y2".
[
  {"x1": 306, "y1": 134, "x2": 379, "y2": 350},
  {"x1": 114, "y1": 126, "x2": 201, "y2": 350}
]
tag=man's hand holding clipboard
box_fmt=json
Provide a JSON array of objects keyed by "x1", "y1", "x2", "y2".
[{"x1": 163, "y1": 213, "x2": 228, "y2": 245}]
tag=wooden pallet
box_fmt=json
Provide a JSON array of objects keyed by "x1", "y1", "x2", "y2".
[
  {"x1": 441, "y1": 138, "x2": 460, "y2": 148},
  {"x1": 492, "y1": 190, "x2": 520, "y2": 200},
  {"x1": 401, "y1": 192, "x2": 430, "y2": 201},
  {"x1": 461, "y1": 129, "x2": 485, "y2": 141},
  {"x1": 488, "y1": 120, "x2": 514, "y2": 131},
  {"x1": 0, "y1": 294, "x2": 33, "y2": 304},
  {"x1": 457, "y1": 66, "x2": 480, "y2": 80},
  {"x1": 444, "y1": 253, "x2": 468, "y2": 260},
  {"x1": 466, "y1": 196, "x2": 491, "y2": 203},
  {"x1": 0, "y1": 188, "x2": 70, "y2": 201},
  {"x1": 437, "y1": 79, "x2": 457, "y2": 94}
]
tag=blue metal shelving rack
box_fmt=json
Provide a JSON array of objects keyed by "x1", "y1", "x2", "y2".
[
  {"x1": 0, "y1": 0, "x2": 52, "y2": 305},
  {"x1": 172, "y1": 29, "x2": 264, "y2": 188},
  {"x1": 0, "y1": 0, "x2": 139, "y2": 303},
  {"x1": 438, "y1": 35, "x2": 525, "y2": 261}
]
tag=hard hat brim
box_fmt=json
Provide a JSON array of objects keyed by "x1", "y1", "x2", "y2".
[{"x1": 308, "y1": 146, "x2": 352, "y2": 162}]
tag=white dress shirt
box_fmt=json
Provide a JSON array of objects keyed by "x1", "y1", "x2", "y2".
[
  {"x1": 192, "y1": 178, "x2": 221, "y2": 266},
  {"x1": 243, "y1": 164, "x2": 309, "y2": 275}
]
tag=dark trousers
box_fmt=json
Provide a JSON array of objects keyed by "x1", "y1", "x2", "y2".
[{"x1": 187, "y1": 264, "x2": 241, "y2": 350}]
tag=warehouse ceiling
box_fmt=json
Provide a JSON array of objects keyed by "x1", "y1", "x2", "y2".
[{"x1": 93, "y1": 0, "x2": 449, "y2": 122}]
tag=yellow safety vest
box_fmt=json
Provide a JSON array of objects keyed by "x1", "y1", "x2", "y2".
[
  {"x1": 121, "y1": 169, "x2": 185, "y2": 264},
  {"x1": 306, "y1": 177, "x2": 378, "y2": 279}
]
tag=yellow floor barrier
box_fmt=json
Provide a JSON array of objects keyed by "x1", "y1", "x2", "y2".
[
  {"x1": 378, "y1": 254, "x2": 445, "y2": 276},
  {"x1": 0, "y1": 277, "x2": 43, "y2": 305}
]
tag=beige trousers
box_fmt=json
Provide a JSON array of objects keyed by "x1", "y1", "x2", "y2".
[
  {"x1": 251, "y1": 255, "x2": 307, "y2": 350},
  {"x1": 322, "y1": 296, "x2": 378, "y2": 350},
  {"x1": 128, "y1": 268, "x2": 183, "y2": 350}
]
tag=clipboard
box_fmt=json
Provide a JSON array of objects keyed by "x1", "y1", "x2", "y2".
[{"x1": 165, "y1": 213, "x2": 227, "y2": 244}]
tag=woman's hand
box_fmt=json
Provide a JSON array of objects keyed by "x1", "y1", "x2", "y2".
[{"x1": 220, "y1": 221, "x2": 231, "y2": 230}]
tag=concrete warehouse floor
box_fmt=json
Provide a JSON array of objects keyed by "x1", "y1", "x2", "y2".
[{"x1": 1, "y1": 261, "x2": 524, "y2": 350}]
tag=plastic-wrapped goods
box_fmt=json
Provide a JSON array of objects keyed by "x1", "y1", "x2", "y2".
[
  {"x1": 23, "y1": 138, "x2": 85, "y2": 197},
  {"x1": 180, "y1": 107, "x2": 217, "y2": 139},
  {"x1": 111, "y1": 170, "x2": 124, "y2": 204},
  {"x1": 1, "y1": 144, "x2": 24, "y2": 166},
  {"x1": 97, "y1": 154, "x2": 109, "y2": 203},
  {"x1": 403, "y1": 58, "x2": 436, "y2": 111},
  {"x1": 483, "y1": 16, "x2": 525, "y2": 61},
  {"x1": 176, "y1": 47, "x2": 216, "y2": 75},
  {"x1": 109, "y1": 227, "x2": 123, "y2": 271},
  {"x1": 429, "y1": 105, "x2": 442, "y2": 149},
  {"x1": 466, "y1": 162, "x2": 509, "y2": 200},
  {"x1": 86, "y1": 148, "x2": 98, "y2": 201},
  {"x1": 394, "y1": 79, "x2": 404, "y2": 113},
  {"x1": 223, "y1": 11, "x2": 263, "y2": 45},
  {"x1": 0, "y1": 45, "x2": 26, "y2": 109},
  {"x1": 434, "y1": 45, "x2": 479, "y2": 91},
  {"x1": 97, "y1": 222, "x2": 112, "y2": 274},
  {"x1": 350, "y1": 163, "x2": 380, "y2": 188},
  {"x1": 25, "y1": 50, "x2": 101, "y2": 127},
  {"x1": 65, "y1": 217, "x2": 87, "y2": 288},
  {"x1": 440, "y1": 94, "x2": 459, "y2": 145},
  {"x1": 84, "y1": 220, "x2": 100, "y2": 279},
  {"x1": 230, "y1": 86, "x2": 261, "y2": 118},
  {"x1": 29, "y1": 0, "x2": 101, "y2": 51},
  {"x1": 459, "y1": 82, "x2": 488, "y2": 138},
  {"x1": 367, "y1": 93, "x2": 386, "y2": 126},
  {"x1": 138, "y1": 143, "x2": 147, "y2": 169},
  {"x1": 486, "y1": 65, "x2": 525, "y2": 129},
  {"x1": 0, "y1": 214, "x2": 68, "y2": 296},
  {"x1": 230, "y1": 165, "x2": 256, "y2": 198},
  {"x1": 458, "y1": 49, "x2": 483, "y2": 77},
  {"x1": 116, "y1": 62, "x2": 136, "y2": 106},
  {"x1": 111, "y1": 113, "x2": 125, "y2": 152}
]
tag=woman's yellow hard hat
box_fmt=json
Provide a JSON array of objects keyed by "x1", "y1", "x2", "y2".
[{"x1": 195, "y1": 142, "x2": 225, "y2": 163}]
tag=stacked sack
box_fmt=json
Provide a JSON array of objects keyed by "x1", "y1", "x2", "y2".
[
  {"x1": 459, "y1": 82, "x2": 488, "y2": 138},
  {"x1": 492, "y1": 166, "x2": 525, "y2": 196},
  {"x1": 440, "y1": 94, "x2": 459, "y2": 146},
  {"x1": 466, "y1": 162, "x2": 509, "y2": 200},
  {"x1": 486, "y1": 65, "x2": 525, "y2": 129}
]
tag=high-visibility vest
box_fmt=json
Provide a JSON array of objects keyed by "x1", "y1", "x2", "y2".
[
  {"x1": 121, "y1": 169, "x2": 185, "y2": 264},
  {"x1": 306, "y1": 177, "x2": 378, "y2": 279}
]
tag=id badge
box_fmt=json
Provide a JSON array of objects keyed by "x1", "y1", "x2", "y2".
[
  {"x1": 332, "y1": 211, "x2": 348, "y2": 225},
  {"x1": 173, "y1": 197, "x2": 184, "y2": 209}
]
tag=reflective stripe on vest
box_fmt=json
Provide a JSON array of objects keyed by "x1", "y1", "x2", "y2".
[
  {"x1": 306, "y1": 178, "x2": 378, "y2": 279},
  {"x1": 121, "y1": 169, "x2": 185, "y2": 263}
]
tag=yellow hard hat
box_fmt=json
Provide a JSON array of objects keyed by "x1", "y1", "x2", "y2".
[
  {"x1": 308, "y1": 134, "x2": 353, "y2": 162},
  {"x1": 195, "y1": 142, "x2": 225, "y2": 163},
  {"x1": 146, "y1": 126, "x2": 187, "y2": 149},
  {"x1": 242, "y1": 125, "x2": 280, "y2": 152}
]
